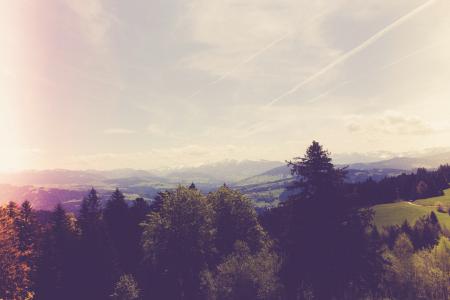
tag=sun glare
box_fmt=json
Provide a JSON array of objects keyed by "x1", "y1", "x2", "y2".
[
  {"x1": 0, "y1": 99, "x2": 23, "y2": 172},
  {"x1": 0, "y1": 5, "x2": 30, "y2": 172}
]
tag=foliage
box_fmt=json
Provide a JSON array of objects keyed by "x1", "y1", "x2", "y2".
[
  {"x1": 208, "y1": 186, "x2": 266, "y2": 257},
  {"x1": 202, "y1": 241, "x2": 283, "y2": 300},
  {"x1": 380, "y1": 212, "x2": 442, "y2": 251},
  {"x1": 0, "y1": 204, "x2": 33, "y2": 300},
  {"x1": 1, "y1": 141, "x2": 449, "y2": 299},
  {"x1": 34, "y1": 204, "x2": 78, "y2": 300},
  {"x1": 104, "y1": 188, "x2": 134, "y2": 273},
  {"x1": 78, "y1": 188, "x2": 118, "y2": 300},
  {"x1": 348, "y1": 166, "x2": 449, "y2": 206},
  {"x1": 141, "y1": 186, "x2": 216, "y2": 299},
  {"x1": 110, "y1": 274, "x2": 140, "y2": 300},
  {"x1": 129, "y1": 197, "x2": 151, "y2": 274},
  {"x1": 384, "y1": 234, "x2": 450, "y2": 299},
  {"x1": 270, "y1": 141, "x2": 385, "y2": 299}
]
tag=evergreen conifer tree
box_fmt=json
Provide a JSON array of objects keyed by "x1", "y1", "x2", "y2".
[
  {"x1": 104, "y1": 188, "x2": 133, "y2": 273},
  {"x1": 77, "y1": 188, "x2": 117, "y2": 300},
  {"x1": 282, "y1": 141, "x2": 383, "y2": 299},
  {"x1": 35, "y1": 204, "x2": 78, "y2": 300}
]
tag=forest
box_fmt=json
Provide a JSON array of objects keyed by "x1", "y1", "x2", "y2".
[{"x1": 0, "y1": 141, "x2": 449, "y2": 300}]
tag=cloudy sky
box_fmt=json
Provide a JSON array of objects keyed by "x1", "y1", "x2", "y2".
[{"x1": 1, "y1": 0, "x2": 450, "y2": 170}]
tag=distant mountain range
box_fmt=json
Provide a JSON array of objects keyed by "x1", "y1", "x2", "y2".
[
  {"x1": 1, "y1": 151, "x2": 449, "y2": 211},
  {"x1": 160, "y1": 160, "x2": 284, "y2": 183},
  {"x1": 347, "y1": 151, "x2": 450, "y2": 170},
  {"x1": 236, "y1": 165, "x2": 406, "y2": 186},
  {"x1": 0, "y1": 160, "x2": 282, "y2": 186},
  {"x1": 0, "y1": 169, "x2": 164, "y2": 186},
  {"x1": 0, "y1": 160, "x2": 284, "y2": 211}
]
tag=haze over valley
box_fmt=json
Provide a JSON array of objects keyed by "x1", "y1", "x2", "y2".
[
  {"x1": 1, "y1": 1, "x2": 450, "y2": 299},
  {"x1": 1, "y1": 149, "x2": 450, "y2": 212}
]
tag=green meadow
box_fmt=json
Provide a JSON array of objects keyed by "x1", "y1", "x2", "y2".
[{"x1": 372, "y1": 188, "x2": 450, "y2": 229}]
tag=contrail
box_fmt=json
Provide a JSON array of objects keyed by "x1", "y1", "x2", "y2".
[
  {"x1": 186, "y1": 32, "x2": 291, "y2": 100},
  {"x1": 304, "y1": 81, "x2": 350, "y2": 104},
  {"x1": 185, "y1": 10, "x2": 329, "y2": 101},
  {"x1": 265, "y1": 0, "x2": 436, "y2": 107},
  {"x1": 380, "y1": 41, "x2": 444, "y2": 70},
  {"x1": 288, "y1": 42, "x2": 441, "y2": 106},
  {"x1": 304, "y1": 41, "x2": 444, "y2": 104},
  {"x1": 211, "y1": 32, "x2": 292, "y2": 84}
]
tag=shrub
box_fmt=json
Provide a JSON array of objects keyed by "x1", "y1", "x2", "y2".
[
  {"x1": 110, "y1": 274, "x2": 140, "y2": 300},
  {"x1": 436, "y1": 202, "x2": 448, "y2": 213}
]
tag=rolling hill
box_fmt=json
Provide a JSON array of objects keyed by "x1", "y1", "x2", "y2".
[
  {"x1": 0, "y1": 160, "x2": 284, "y2": 211},
  {"x1": 348, "y1": 151, "x2": 450, "y2": 170},
  {"x1": 1, "y1": 152, "x2": 450, "y2": 212},
  {"x1": 234, "y1": 166, "x2": 407, "y2": 208},
  {"x1": 161, "y1": 159, "x2": 284, "y2": 184},
  {"x1": 372, "y1": 189, "x2": 450, "y2": 229}
]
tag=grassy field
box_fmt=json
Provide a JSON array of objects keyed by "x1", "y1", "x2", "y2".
[
  {"x1": 414, "y1": 188, "x2": 450, "y2": 206},
  {"x1": 372, "y1": 189, "x2": 450, "y2": 229}
]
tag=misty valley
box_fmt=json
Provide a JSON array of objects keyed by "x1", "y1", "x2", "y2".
[
  {"x1": 1, "y1": 142, "x2": 450, "y2": 299},
  {"x1": 2, "y1": 0, "x2": 450, "y2": 299}
]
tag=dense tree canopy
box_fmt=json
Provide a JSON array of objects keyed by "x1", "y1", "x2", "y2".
[
  {"x1": 209, "y1": 186, "x2": 266, "y2": 257},
  {"x1": 0, "y1": 205, "x2": 33, "y2": 300},
  {"x1": 268, "y1": 141, "x2": 384, "y2": 299},
  {"x1": 0, "y1": 141, "x2": 449, "y2": 299},
  {"x1": 141, "y1": 186, "x2": 216, "y2": 299}
]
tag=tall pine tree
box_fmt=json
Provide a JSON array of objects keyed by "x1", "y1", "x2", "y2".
[
  {"x1": 104, "y1": 188, "x2": 133, "y2": 273},
  {"x1": 35, "y1": 204, "x2": 78, "y2": 300},
  {"x1": 77, "y1": 188, "x2": 117, "y2": 300},
  {"x1": 282, "y1": 141, "x2": 383, "y2": 299}
]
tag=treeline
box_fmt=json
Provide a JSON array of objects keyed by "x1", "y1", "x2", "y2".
[
  {"x1": 1, "y1": 185, "x2": 282, "y2": 299},
  {"x1": 0, "y1": 191, "x2": 151, "y2": 300},
  {"x1": 374, "y1": 214, "x2": 449, "y2": 299},
  {"x1": 1, "y1": 141, "x2": 449, "y2": 300},
  {"x1": 345, "y1": 165, "x2": 450, "y2": 206}
]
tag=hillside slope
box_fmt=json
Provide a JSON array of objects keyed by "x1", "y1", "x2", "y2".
[
  {"x1": 349, "y1": 152, "x2": 450, "y2": 170},
  {"x1": 372, "y1": 189, "x2": 450, "y2": 229}
]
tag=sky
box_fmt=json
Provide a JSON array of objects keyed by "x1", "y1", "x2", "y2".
[{"x1": 1, "y1": 0, "x2": 450, "y2": 171}]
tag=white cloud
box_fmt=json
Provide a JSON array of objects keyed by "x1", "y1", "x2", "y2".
[
  {"x1": 376, "y1": 111, "x2": 434, "y2": 135},
  {"x1": 5, "y1": 0, "x2": 450, "y2": 170},
  {"x1": 180, "y1": 0, "x2": 341, "y2": 81},
  {"x1": 346, "y1": 111, "x2": 435, "y2": 136},
  {"x1": 63, "y1": 0, "x2": 113, "y2": 49},
  {"x1": 103, "y1": 128, "x2": 135, "y2": 135},
  {"x1": 67, "y1": 144, "x2": 273, "y2": 170},
  {"x1": 347, "y1": 123, "x2": 362, "y2": 133},
  {"x1": 146, "y1": 124, "x2": 166, "y2": 136}
]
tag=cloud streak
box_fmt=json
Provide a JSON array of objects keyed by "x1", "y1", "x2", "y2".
[
  {"x1": 103, "y1": 128, "x2": 135, "y2": 135},
  {"x1": 265, "y1": 0, "x2": 437, "y2": 107},
  {"x1": 299, "y1": 40, "x2": 444, "y2": 105},
  {"x1": 186, "y1": 31, "x2": 292, "y2": 100},
  {"x1": 380, "y1": 40, "x2": 444, "y2": 71},
  {"x1": 346, "y1": 111, "x2": 435, "y2": 136}
]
